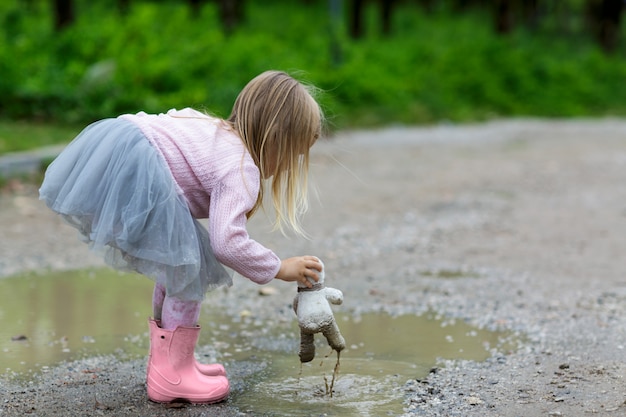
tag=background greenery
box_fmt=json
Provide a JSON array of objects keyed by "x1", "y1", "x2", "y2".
[{"x1": 1, "y1": 0, "x2": 626, "y2": 154}]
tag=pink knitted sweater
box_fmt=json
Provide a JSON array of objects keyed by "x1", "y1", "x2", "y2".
[{"x1": 120, "y1": 108, "x2": 280, "y2": 284}]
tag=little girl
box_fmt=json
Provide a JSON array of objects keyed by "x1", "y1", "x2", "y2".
[{"x1": 39, "y1": 70, "x2": 324, "y2": 404}]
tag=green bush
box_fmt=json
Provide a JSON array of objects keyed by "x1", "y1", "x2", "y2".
[{"x1": 0, "y1": 0, "x2": 625, "y2": 132}]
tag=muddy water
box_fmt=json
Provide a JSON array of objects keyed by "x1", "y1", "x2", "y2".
[
  {"x1": 0, "y1": 269, "x2": 152, "y2": 376},
  {"x1": 227, "y1": 312, "x2": 512, "y2": 416},
  {"x1": 0, "y1": 269, "x2": 515, "y2": 415}
]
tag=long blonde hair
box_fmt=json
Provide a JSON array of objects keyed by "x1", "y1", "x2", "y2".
[{"x1": 227, "y1": 70, "x2": 323, "y2": 236}]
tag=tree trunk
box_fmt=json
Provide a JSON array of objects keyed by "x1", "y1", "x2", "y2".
[
  {"x1": 219, "y1": 0, "x2": 244, "y2": 34},
  {"x1": 188, "y1": 0, "x2": 203, "y2": 18},
  {"x1": 522, "y1": 0, "x2": 539, "y2": 30},
  {"x1": 349, "y1": 0, "x2": 364, "y2": 39},
  {"x1": 587, "y1": 0, "x2": 623, "y2": 53},
  {"x1": 380, "y1": 0, "x2": 393, "y2": 36},
  {"x1": 53, "y1": 0, "x2": 74, "y2": 31},
  {"x1": 494, "y1": 0, "x2": 513, "y2": 34},
  {"x1": 419, "y1": 0, "x2": 436, "y2": 13}
]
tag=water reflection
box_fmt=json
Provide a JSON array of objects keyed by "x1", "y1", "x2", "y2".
[{"x1": 0, "y1": 269, "x2": 152, "y2": 375}]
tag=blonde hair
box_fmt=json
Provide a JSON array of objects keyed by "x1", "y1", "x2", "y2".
[{"x1": 227, "y1": 70, "x2": 323, "y2": 236}]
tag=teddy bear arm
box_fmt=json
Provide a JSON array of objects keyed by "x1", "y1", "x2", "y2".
[{"x1": 324, "y1": 287, "x2": 344, "y2": 305}]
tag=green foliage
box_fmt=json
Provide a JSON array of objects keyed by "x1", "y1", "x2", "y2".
[{"x1": 0, "y1": 0, "x2": 625, "y2": 144}]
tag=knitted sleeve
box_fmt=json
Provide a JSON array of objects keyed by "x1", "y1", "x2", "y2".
[{"x1": 207, "y1": 163, "x2": 281, "y2": 284}]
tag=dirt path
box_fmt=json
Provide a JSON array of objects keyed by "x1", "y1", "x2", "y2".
[{"x1": 1, "y1": 119, "x2": 625, "y2": 416}]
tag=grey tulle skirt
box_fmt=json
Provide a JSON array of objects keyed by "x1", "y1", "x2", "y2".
[{"x1": 39, "y1": 118, "x2": 232, "y2": 301}]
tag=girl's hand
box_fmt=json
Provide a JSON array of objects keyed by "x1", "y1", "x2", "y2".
[{"x1": 276, "y1": 256, "x2": 322, "y2": 288}]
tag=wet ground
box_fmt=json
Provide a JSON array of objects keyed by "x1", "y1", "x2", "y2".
[
  {"x1": 1, "y1": 118, "x2": 626, "y2": 416},
  {"x1": 0, "y1": 269, "x2": 513, "y2": 416}
]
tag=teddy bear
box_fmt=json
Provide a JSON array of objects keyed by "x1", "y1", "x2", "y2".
[{"x1": 292, "y1": 260, "x2": 346, "y2": 363}]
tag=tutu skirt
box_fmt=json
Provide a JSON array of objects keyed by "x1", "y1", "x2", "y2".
[{"x1": 39, "y1": 118, "x2": 232, "y2": 301}]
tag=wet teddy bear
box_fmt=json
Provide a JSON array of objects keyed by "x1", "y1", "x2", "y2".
[{"x1": 292, "y1": 260, "x2": 346, "y2": 362}]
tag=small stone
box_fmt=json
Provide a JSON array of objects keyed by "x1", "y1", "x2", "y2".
[
  {"x1": 258, "y1": 287, "x2": 277, "y2": 296},
  {"x1": 466, "y1": 396, "x2": 483, "y2": 405}
]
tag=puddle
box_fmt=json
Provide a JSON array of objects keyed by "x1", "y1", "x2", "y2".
[
  {"x1": 0, "y1": 269, "x2": 516, "y2": 415},
  {"x1": 0, "y1": 269, "x2": 153, "y2": 376},
  {"x1": 224, "y1": 311, "x2": 514, "y2": 416}
]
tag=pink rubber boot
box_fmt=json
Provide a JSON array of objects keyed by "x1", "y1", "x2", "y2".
[
  {"x1": 194, "y1": 358, "x2": 227, "y2": 377},
  {"x1": 148, "y1": 318, "x2": 226, "y2": 377},
  {"x1": 146, "y1": 319, "x2": 229, "y2": 404}
]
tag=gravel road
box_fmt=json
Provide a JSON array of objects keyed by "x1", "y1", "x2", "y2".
[{"x1": 1, "y1": 119, "x2": 625, "y2": 416}]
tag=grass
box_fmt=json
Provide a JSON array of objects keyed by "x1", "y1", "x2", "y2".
[{"x1": 0, "y1": 120, "x2": 80, "y2": 154}]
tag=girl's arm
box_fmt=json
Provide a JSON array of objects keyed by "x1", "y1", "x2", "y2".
[{"x1": 208, "y1": 160, "x2": 321, "y2": 287}]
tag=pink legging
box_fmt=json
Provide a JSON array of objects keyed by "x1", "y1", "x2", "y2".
[{"x1": 152, "y1": 283, "x2": 201, "y2": 330}]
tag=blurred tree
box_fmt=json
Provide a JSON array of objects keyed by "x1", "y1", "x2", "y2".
[
  {"x1": 492, "y1": 0, "x2": 540, "y2": 34},
  {"x1": 586, "y1": 0, "x2": 623, "y2": 53},
  {"x1": 188, "y1": 0, "x2": 203, "y2": 17},
  {"x1": 349, "y1": 0, "x2": 364, "y2": 38},
  {"x1": 53, "y1": 0, "x2": 74, "y2": 31},
  {"x1": 118, "y1": 0, "x2": 129, "y2": 14},
  {"x1": 329, "y1": 0, "x2": 343, "y2": 65},
  {"x1": 522, "y1": 0, "x2": 539, "y2": 30},
  {"x1": 418, "y1": 0, "x2": 436, "y2": 13},
  {"x1": 453, "y1": 0, "x2": 489, "y2": 10},
  {"x1": 381, "y1": 0, "x2": 392, "y2": 34},
  {"x1": 217, "y1": 0, "x2": 245, "y2": 33},
  {"x1": 349, "y1": 0, "x2": 394, "y2": 39},
  {"x1": 493, "y1": 0, "x2": 513, "y2": 33}
]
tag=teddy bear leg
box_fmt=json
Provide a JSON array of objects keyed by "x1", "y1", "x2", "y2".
[
  {"x1": 299, "y1": 330, "x2": 316, "y2": 363},
  {"x1": 322, "y1": 321, "x2": 346, "y2": 353}
]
